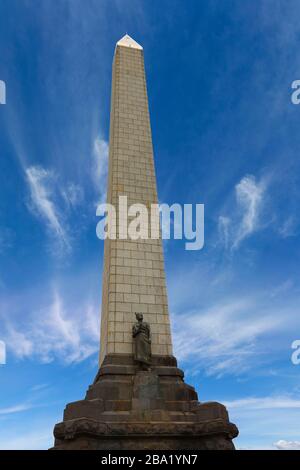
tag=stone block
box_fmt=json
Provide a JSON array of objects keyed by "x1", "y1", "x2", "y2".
[{"x1": 52, "y1": 353, "x2": 238, "y2": 450}]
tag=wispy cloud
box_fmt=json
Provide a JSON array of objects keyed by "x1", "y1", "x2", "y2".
[
  {"x1": 30, "y1": 383, "x2": 49, "y2": 393},
  {"x1": 172, "y1": 295, "x2": 283, "y2": 377},
  {"x1": 25, "y1": 166, "x2": 87, "y2": 256},
  {"x1": 92, "y1": 137, "x2": 108, "y2": 204},
  {"x1": 278, "y1": 215, "x2": 298, "y2": 239},
  {"x1": 228, "y1": 397, "x2": 300, "y2": 450},
  {"x1": 233, "y1": 175, "x2": 265, "y2": 248},
  {"x1": 26, "y1": 166, "x2": 71, "y2": 252},
  {"x1": 225, "y1": 393, "x2": 300, "y2": 450},
  {"x1": 218, "y1": 174, "x2": 266, "y2": 251},
  {"x1": 61, "y1": 182, "x2": 83, "y2": 209},
  {"x1": 5, "y1": 326, "x2": 33, "y2": 359},
  {"x1": 224, "y1": 396, "x2": 300, "y2": 410},
  {"x1": 269, "y1": 279, "x2": 294, "y2": 298},
  {"x1": 3, "y1": 289, "x2": 99, "y2": 364},
  {"x1": 218, "y1": 216, "x2": 230, "y2": 249},
  {"x1": 0, "y1": 428, "x2": 53, "y2": 450},
  {"x1": 0, "y1": 403, "x2": 33, "y2": 415}
]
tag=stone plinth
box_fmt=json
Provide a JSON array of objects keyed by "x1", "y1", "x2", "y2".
[{"x1": 52, "y1": 354, "x2": 238, "y2": 450}]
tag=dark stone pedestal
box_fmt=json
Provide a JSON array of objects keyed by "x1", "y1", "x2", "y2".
[{"x1": 52, "y1": 354, "x2": 238, "y2": 450}]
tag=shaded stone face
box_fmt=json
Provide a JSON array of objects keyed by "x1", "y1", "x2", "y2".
[
  {"x1": 100, "y1": 36, "x2": 172, "y2": 363},
  {"x1": 53, "y1": 354, "x2": 238, "y2": 450}
]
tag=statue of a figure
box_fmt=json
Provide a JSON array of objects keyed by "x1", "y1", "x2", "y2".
[{"x1": 132, "y1": 313, "x2": 151, "y2": 369}]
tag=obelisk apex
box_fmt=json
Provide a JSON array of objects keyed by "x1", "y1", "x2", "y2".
[
  {"x1": 99, "y1": 35, "x2": 172, "y2": 363},
  {"x1": 116, "y1": 34, "x2": 143, "y2": 50}
]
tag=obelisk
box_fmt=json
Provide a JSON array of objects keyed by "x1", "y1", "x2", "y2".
[
  {"x1": 52, "y1": 35, "x2": 238, "y2": 450},
  {"x1": 100, "y1": 34, "x2": 172, "y2": 364}
]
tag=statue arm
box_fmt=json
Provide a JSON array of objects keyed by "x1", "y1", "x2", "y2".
[
  {"x1": 132, "y1": 324, "x2": 139, "y2": 337},
  {"x1": 146, "y1": 323, "x2": 151, "y2": 343}
]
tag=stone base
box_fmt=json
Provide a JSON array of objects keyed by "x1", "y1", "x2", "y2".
[{"x1": 52, "y1": 354, "x2": 238, "y2": 450}]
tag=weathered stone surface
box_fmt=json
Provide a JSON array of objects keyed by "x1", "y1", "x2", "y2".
[{"x1": 51, "y1": 354, "x2": 238, "y2": 450}]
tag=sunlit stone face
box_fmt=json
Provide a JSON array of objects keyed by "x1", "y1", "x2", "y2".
[{"x1": 99, "y1": 36, "x2": 172, "y2": 364}]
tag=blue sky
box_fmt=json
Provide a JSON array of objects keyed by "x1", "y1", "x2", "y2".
[{"x1": 1, "y1": 0, "x2": 300, "y2": 450}]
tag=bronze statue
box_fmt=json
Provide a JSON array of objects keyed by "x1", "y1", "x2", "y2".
[{"x1": 132, "y1": 313, "x2": 151, "y2": 369}]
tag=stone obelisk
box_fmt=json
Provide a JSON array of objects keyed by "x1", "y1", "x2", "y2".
[
  {"x1": 100, "y1": 35, "x2": 172, "y2": 363},
  {"x1": 52, "y1": 35, "x2": 238, "y2": 450}
]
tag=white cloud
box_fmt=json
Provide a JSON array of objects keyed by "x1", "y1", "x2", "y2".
[
  {"x1": 218, "y1": 174, "x2": 265, "y2": 250},
  {"x1": 228, "y1": 399, "x2": 300, "y2": 450},
  {"x1": 168, "y1": 252, "x2": 300, "y2": 379},
  {"x1": 0, "y1": 428, "x2": 53, "y2": 450},
  {"x1": 218, "y1": 216, "x2": 230, "y2": 249},
  {"x1": 30, "y1": 383, "x2": 49, "y2": 393},
  {"x1": 4, "y1": 289, "x2": 99, "y2": 364},
  {"x1": 233, "y1": 175, "x2": 265, "y2": 249},
  {"x1": 274, "y1": 439, "x2": 300, "y2": 450},
  {"x1": 25, "y1": 166, "x2": 86, "y2": 255},
  {"x1": 269, "y1": 279, "x2": 294, "y2": 298},
  {"x1": 224, "y1": 396, "x2": 300, "y2": 410},
  {"x1": 92, "y1": 137, "x2": 109, "y2": 203},
  {"x1": 172, "y1": 296, "x2": 282, "y2": 377},
  {"x1": 278, "y1": 215, "x2": 298, "y2": 238},
  {"x1": 5, "y1": 326, "x2": 33, "y2": 359},
  {"x1": 0, "y1": 403, "x2": 33, "y2": 415},
  {"x1": 61, "y1": 182, "x2": 83, "y2": 208},
  {"x1": 26, "y1": 166, "x2": 71, "y2": 251},
  {"x1": 0, "y1": 340, "x2": 5, "y2": 364}
]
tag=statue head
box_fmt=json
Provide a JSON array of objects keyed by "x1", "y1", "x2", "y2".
[{"x1": 135, "y1": 312, "x2": 143, "y2": 322}]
